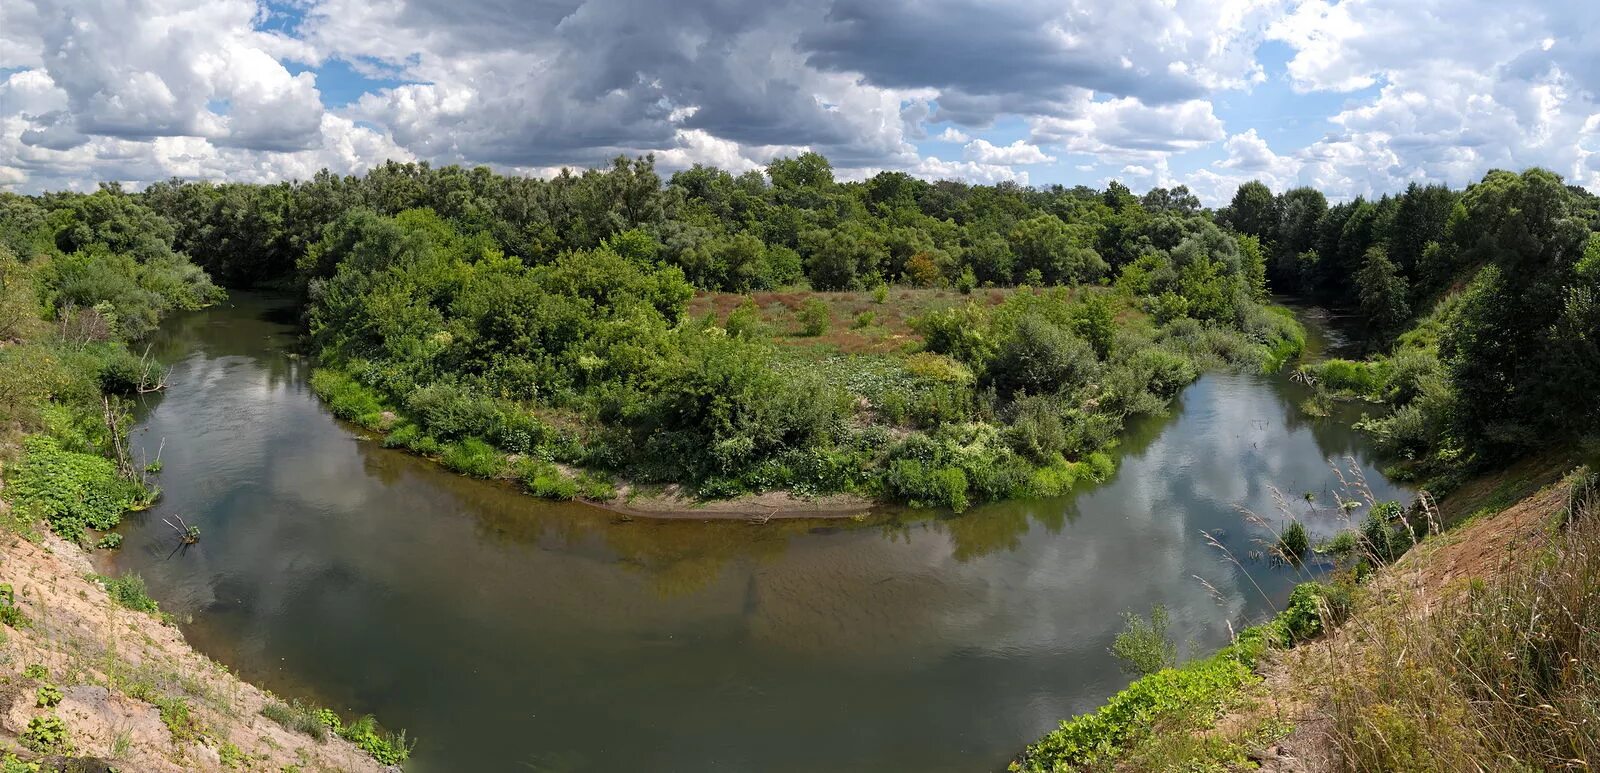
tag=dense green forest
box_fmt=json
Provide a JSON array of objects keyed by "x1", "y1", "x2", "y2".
[{"x1": 2, "y1": 159, "x2": 1596, "y2": 513}]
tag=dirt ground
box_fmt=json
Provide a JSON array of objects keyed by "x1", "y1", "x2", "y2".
[{"x1": 0, "y1": 531, "x2": 386, "y2": 772}]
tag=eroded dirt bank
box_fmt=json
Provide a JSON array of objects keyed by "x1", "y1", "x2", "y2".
[{"x1": 0, "y1": 530, "x2": 386, "y2": 772}]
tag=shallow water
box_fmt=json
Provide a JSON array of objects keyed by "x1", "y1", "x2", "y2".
[{"x1": 112, "y1": 294, "x2": 1407, "y2": 772}]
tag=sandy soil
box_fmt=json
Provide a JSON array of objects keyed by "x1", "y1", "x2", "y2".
[
  {"x1": 0, "y1": 531, "x2": 386, "y2": 772},
  {"x1": 593, "y1": 485, "x2": 879, "y2": 521}
]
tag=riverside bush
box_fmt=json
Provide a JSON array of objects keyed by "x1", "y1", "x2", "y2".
[{"x1": 5, "y1": 436, "x2": 146, "y2": 540}]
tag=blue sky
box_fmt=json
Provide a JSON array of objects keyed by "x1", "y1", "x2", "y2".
[{"x1": 1, "y1": 0, "x2": 1597, "y2": 201}]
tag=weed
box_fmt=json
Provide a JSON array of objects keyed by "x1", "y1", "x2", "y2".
[
  {"x1": 157, "y1": 697, "x2": 204, "y2": 745},
  {"x1": 23, "y1": 664, "x2": 47, "y2": 680},
  {"x1": 94, "y1": 532, "x2": 123, "y2": 549},
  {"x1": 34, "y1": 683, "x2": 62, "y2": 708},
  {"x1": 260, "y1": 700, "x2": 327, "y2": 741},
  {"x1": 1276, "y1": 519, "x2": 1309, "y2": 563},
  {"x1": 21, "y1": 714, "x2": 70, "y2": 755},
  {"x1": 100, "y1": 572, "x2": 159, "y2": 613},
  {"x1": 338, "y1": 714, "x2": 414, "y2": 766}
]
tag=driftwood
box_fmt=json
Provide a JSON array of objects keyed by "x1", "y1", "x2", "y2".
[{"x1": 162, "y1": 514, "x2": 200, "y2": 544}]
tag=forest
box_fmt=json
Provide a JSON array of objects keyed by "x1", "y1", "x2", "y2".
[{"x1": 2, "y1": 158, "x2": 1597, "y2": 513}]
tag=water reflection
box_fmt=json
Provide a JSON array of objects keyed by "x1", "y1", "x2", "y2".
[{"x1": 111, "y1": 294, "x2": 1407, "y2": 773}]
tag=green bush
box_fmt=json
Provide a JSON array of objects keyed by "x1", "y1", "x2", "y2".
[
  {"x1": 519, "y1": 461, "x2": 579, "y2": 500},
  {"x1": 260, "y1": 699, "x2": 327, "y2": 741},
  {"x1": 796, "y1": 298, "x2": 830, "y2": 336},
  {"x1": 35, "y1": 684, "x2": 62, "y2": 708},
  {"x1": 5, "y1": 436, "x2": 146, "y2": 540},
  {"x1": 883, "y1": 459, "x2": 969, "y2": 512},
  {"x1": 440, "y1": 437, "x2": 503, "y2": 478},
  {"x1": 1276, "y1": 581, "x2": 1352, "y2": 643},
  {"x1": 20, "y1": 714, "x2": 70, "y2": 755},
  {"x1": 1111, "y1": 605, "x2": 1177, "y2": 676},
  {"x1": 338, "y1": 714, "x2": 413, "y2": 766}
]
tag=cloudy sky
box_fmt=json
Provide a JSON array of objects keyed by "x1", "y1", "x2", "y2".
[{"x1": 2, "y1": 0, "x2": 1598, "y2": 202}]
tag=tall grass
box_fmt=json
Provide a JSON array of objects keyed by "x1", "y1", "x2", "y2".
[{"x1": 1315, "y1": 468, "x2": 1599, "y2": 771}]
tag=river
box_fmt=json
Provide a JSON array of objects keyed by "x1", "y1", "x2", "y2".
[{"x1": 109, "y1": 293, "x2": 1407, "y2": 772}]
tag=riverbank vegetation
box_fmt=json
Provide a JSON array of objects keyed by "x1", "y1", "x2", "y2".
[
  {"x1": 0, "y1": 192, "x2": 409, "y2": 769},
  {"x1": 1012, "y1": 166, "x2": 1600, "y2": 771},
  {"x1": 1238, "y1": 169, "x2": 1600, "y2": 490},
  {"x1": 123, "y1": 155, "x2": 1304, "y2": 509}
]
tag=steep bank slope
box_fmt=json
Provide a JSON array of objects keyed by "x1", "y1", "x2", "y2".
[
  {"x1": 0, "y1": 517, "x2": 385, "y2": 772},
  {"x1": 1014, "y1": 455, "x2": 1592, "y2": 772}
]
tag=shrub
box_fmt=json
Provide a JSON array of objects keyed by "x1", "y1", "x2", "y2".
[
  {"x1": 575, "y1": 471, "x2": 616, "y2": 501},
  {"x1": 851, "y1": 310, "x2": 876, "y2": 329},
  {"x1": 1276, "y1": 581, "x2": 1352, "y2": 643},
  {"x1": 35, "y1": 684, "x2": 62, "y2": 708},
  {"x1": 883, "y1": 459, "x2": 969, "y2": 512},
  {"x1": 308, "y1": 369, "x2": 385, "y2": 423},
  {"x1": 23, "y1": 664, "x2": 47, "y2": 680},
  {"x1": 987, "y1": 315, "x2": 1100, "y2": 397},
  {"x1": 95, "y1": 532, "x2": 123, "y2": 549},
  {"x1": 440, "y1": 437, "x2": 503, "y2": 478},
  {"x1": 1111, "y1": 605, "x2": 1177, "y2": 676},
  {"x1": 796, "y1": 298, "x2": 830, "y2": 336}
]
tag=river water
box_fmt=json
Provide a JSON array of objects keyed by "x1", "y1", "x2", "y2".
[{"x1": 111, "y1": 293, "x2": 1406, "y2": 772}]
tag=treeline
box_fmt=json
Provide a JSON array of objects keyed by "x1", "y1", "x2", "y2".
[
  {"x1": 1253, "y1": 169, "x2": 1600, "y2": 481},
  {"x1": 4, "y1": 157, "x2": 1594, "y2": 504},
  {"x1": 135, "y1": 154, "x2": 1244, "y2": 297},
  {"x1": 0, "y1": 189, "x2": 220, "y2": 541}
]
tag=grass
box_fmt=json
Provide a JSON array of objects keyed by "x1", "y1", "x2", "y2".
[
  {"x1": 261, "y1": 698, "x2": 414, "y2": 765},
  {"x1": 687, "y1": 286, "x2": 1021, "y2": 355},
  {"x1": 100, "y1": 571, "x2": 159, "y2": 613},
  {"x1": 1311, "y1": 468, "x2": 1600, "y2": 771},
  {"x1": 260, "y1": 699, "x2": 328, "y2": 741}
]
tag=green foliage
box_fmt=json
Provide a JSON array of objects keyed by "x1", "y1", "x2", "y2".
[
  {"x1": 5, "y1": 436, "x2": 146, "y2": 540},
  {"x1": 796, "y1": 297, "x2": 830, "y2": 336},
  {"x1": 1014, "y1": 627, "x2": 1272, "y2": 771},
  {"x1": 95, "y1": 532, "x2": 123, "y2": 549},
  {"x1": 883, "y1": 459, "x2": 970, "y2": 512},
  {"x1": 34, "y1": 683, "x2": 62, "y2": 708},
  {"x1": 1277, "y1": 520, "x2": 1309, "y2": 563},
  {"x1": 1, "y1": 754, "x2": 40, "y2": 773},
  {"x1": 156, "y1": 696, "x2": 204, "y2": 745},
  {"x1": 1276, "y1": 581, "x2": 1352, "y2": 643},
  {"x1": 23, "y1": 664, "x2": 47, "y2": 680},
  {"x1": 440, "y1": 437, "x2": 502, "y2": 478},
  {"x1": 337, "y1": 714, "x2": 414, "y2": 766},
  {"x1": 519, "y1": 460, "x2": 579, "y2": 500},
  {"x1": 1110, "y1": 605, "x2": 1177, "y2": 676},
  {"x1": 260, "y1": 699, "x2": 328, "y2": 741},
  {"x1": 101, "y1": 571, "x2": 159, "y2": 613},
  {"x1": 20, "y1": 714, "x2": 70, "y2": 755}
]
